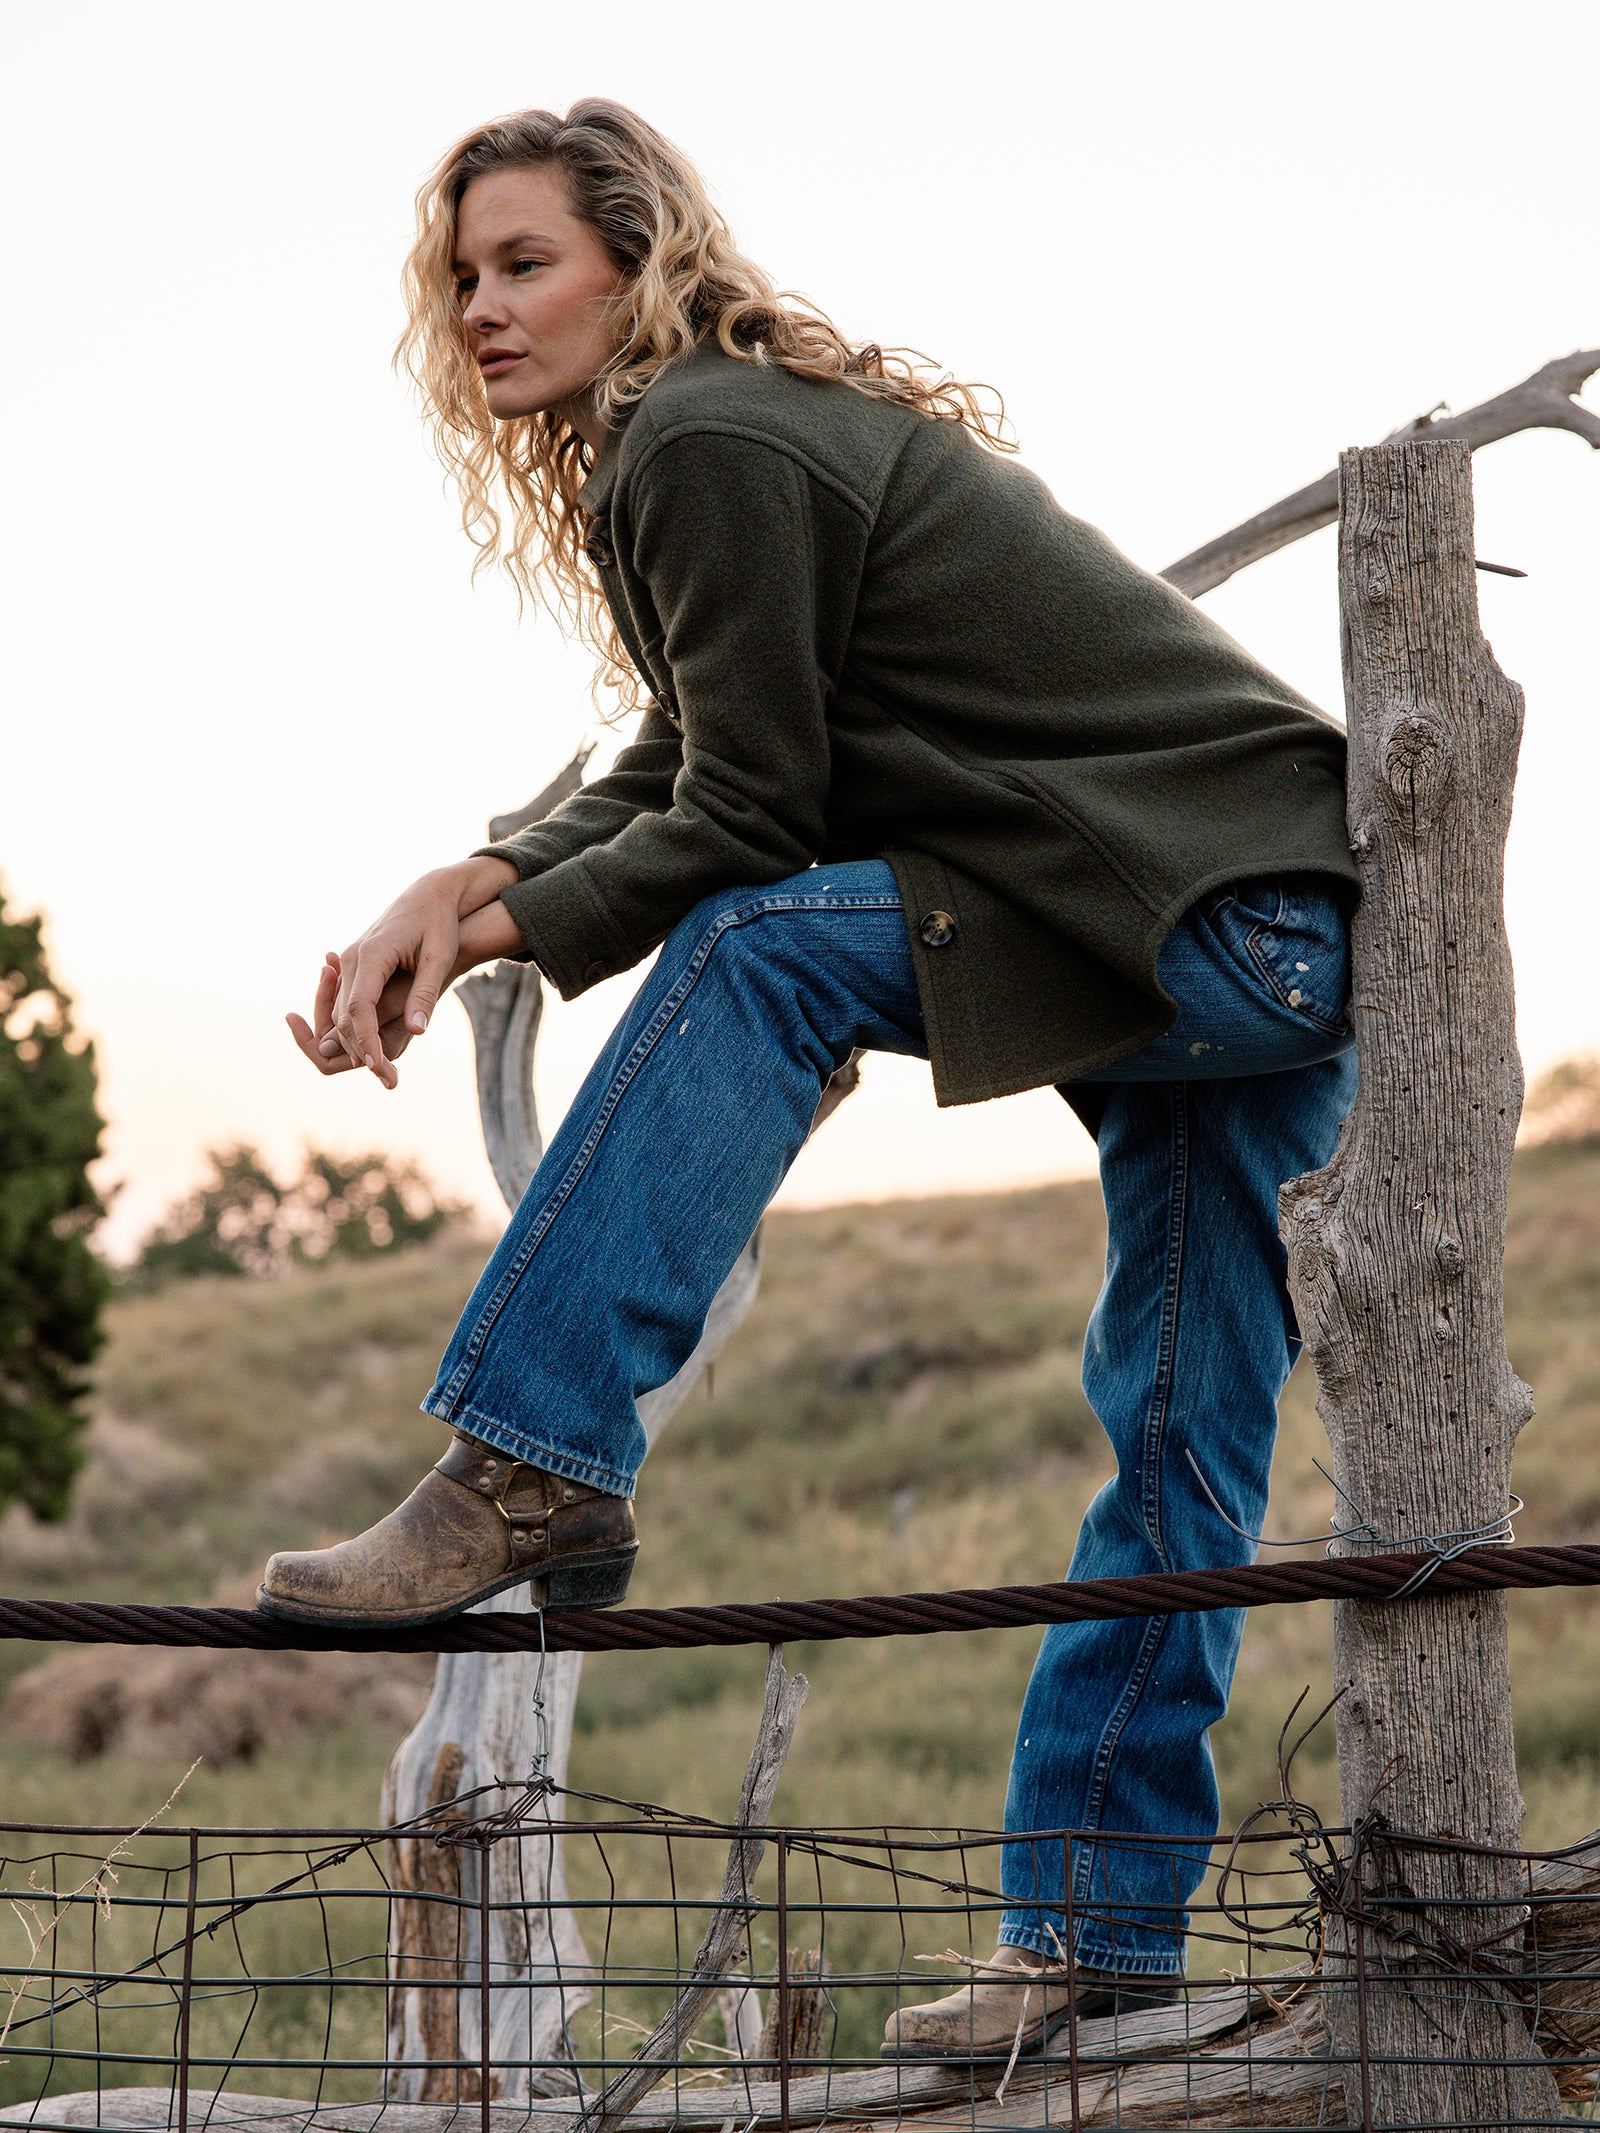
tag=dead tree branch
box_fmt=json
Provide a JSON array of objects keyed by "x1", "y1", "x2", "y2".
[{"x1": 1163, "y1": 347, "x2": 1600, "y2": 597}]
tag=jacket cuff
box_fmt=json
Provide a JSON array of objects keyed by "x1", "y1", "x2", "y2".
[
  {"x1": 498, "y1": 863, "x2": 641, "y2": 999},
  {"x1": 474, "y1": 833, "x2": 563, "y2": 882}
]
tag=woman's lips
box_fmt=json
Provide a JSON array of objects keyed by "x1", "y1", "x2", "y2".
[{"x1": 478, "y1": 351, "x2": 526, "y2": 376}]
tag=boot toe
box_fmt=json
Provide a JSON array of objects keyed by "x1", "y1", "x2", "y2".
[
  {"x1": 881, "y1": 1993, "x2": 1019, "y2": 2058},
  {"x1": 260, "y1": 1547, "x2": 341, "y2": 1606}
]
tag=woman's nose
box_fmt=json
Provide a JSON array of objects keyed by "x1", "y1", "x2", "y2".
[{"x1": 462, "y1": 285, "x2": 509, "y2": 334}]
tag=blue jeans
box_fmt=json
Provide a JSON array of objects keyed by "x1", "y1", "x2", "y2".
[{"x1": 424, "y1": 861, "x2": 1356, "y2": 1973}]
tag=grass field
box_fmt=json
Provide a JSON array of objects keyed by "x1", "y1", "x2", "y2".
[{"x1": 1, "y1": 1134, "x2": 1597, "y2": 2102}]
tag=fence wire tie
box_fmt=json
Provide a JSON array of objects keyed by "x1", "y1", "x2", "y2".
[
  {"x1": 1184, "y1": 1447, "x2": 1521, "y2": 1595},
  {"x1": 433, "y1": 1606, "x2": 558, "y2": 1849}
]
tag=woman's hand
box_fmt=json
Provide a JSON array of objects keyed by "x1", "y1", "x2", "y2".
[{"x1": 286, "y1": 858, "x2": 522, "y2": 1089}]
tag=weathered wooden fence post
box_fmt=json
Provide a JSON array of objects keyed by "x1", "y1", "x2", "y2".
[{"x1": 1280, "y1": 438, "x2": 1560, "y2": 2122}]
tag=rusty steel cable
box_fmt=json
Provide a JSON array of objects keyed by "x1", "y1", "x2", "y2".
[{"x1": 2, "y1": 1540, "x2": 1600, "y2": 1653}]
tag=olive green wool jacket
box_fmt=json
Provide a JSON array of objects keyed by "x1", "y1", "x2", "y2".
[{"x1": 483, "y1": 341, "x2": 1356, "y2": 1105}]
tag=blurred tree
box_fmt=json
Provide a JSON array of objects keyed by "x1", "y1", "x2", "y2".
[
  {"x1": 127, "y1": 1145, "x2": 286, "y2": 1284},
  {"x1": 130, "y1": 1144, "x2": 468, "y2": 1287},
  {"x1": 1521, "y1": 1054, "x2": 1600, "y2": 1147},
  {"x1": 0, "y1": 884, "x2": 108, "y2": 1520}
]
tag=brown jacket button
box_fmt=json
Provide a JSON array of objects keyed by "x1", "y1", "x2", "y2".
[
  {"x1": 919, "y1": 910, "x2": 957, "y2": 948},
  {"x1": 582, "y1": 961, "x2": 607, "y2": 985}
]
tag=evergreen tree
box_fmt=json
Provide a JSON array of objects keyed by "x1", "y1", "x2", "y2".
[{"x1": 0, "y1": 885, "x2": 108, "y2": 1521}]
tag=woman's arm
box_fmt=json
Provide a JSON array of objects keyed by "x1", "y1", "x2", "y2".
[
  {"x1": 476, "y1": 704, "x2": 684, "y2": 881},
  {"x1": 287, "y1": 855, "x2": 521, "y2": 1089},
  {"x1": 493, "y1": 430, "x2": 862, "y2": 996}
]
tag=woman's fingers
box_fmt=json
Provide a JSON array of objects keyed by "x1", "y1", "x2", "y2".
[
  {"x1": 402, "y1": 930, "x2": 458, "y2": 1037},
  {"x1": 307, "y1": 954, "x2": 341, "y2": 1052},
  {"x1": 322, "y1": 875, "x2": 465, "y2": 1088},
  {"x1": 319, "y1": 968, "x2": 410, "y2": 1058},
  {"x1": 288, "y1": 1012, "x2": 360, "y2": 1075},
  {"x1": 314, "y1": 953, "x2": 340, "y2": 1028},
  {"x1": 292, "y1": 954, "x2": 361, "y2": 1075},
  {"x1": 334, "y1": 942, "x2": 401, "y2": 1084},
  {"x1": 291, "y1": 1008, "x2": 412, "y2": 1077}
]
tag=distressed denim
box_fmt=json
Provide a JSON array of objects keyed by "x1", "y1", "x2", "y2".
[{"x1": 424, "y1": 861, "x2": 1356, "y2": 1973}]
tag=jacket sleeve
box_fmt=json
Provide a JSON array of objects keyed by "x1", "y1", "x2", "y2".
[
  {"x1": 493, "y1": 429, "x2": 859, "y2": 996},
  {"x1": 475, "y1": 704, "x2": 685, "y2": 879}
]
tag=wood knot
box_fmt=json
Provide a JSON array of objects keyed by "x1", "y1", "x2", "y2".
[
  {"x1": 1378, "y1": 708, "x2": 1455, "y2": 827},
  {"x1": 1279, "y1": 1167, "x2": 1336, "y2": 1223},
  {"x1": 1434, "y1": 1235, "x2": 1465, "y2": 1278},
  {"x1": 1293, "y1": 1238, "x2": 1336, "y2": 1286}
]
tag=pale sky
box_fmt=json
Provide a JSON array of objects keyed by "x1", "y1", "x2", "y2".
[{"x1": 2, "y1": 0, "x2": 1596, "y2": 1257}]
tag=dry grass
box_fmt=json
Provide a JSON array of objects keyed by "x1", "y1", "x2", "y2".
[{"x1": 0, "y1": 1138, "x2": 1595, "y2": 1858}]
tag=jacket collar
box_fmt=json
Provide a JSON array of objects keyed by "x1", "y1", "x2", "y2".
[{"x1": 576, "y1": 342, "x2": 730, "y2": 517}]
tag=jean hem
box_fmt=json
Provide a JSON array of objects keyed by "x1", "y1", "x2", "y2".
[
  {"x1": 419, "y1": 1399, "x2": 638, "y2": 1500},
  {"x1": 997, "y1": 1928, "x2": 1183, "y2": 1977}
]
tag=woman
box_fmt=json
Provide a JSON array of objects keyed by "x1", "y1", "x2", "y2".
[{"x1": 260, "y1": 101, "x2": 1357, "y2": 2052}]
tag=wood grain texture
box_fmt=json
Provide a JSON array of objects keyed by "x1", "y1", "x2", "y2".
[
  {"x1": 588, "y1": 1647, "x2": 809, "y2": 2133},
  {"x1": 1279, "y1": 438, "x2": 1559, "y2": 2123},
  {"x1": 380, "y1": 1599, "x2": 593, "y2": 2101}
]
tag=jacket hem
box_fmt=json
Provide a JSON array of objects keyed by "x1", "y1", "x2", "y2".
[{"x1": 929, "y1": 1016, "x2": 1170, "y2": 1108}]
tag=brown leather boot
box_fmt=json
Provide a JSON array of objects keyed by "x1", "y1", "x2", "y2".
[
  {"x1": 255, "y1": 1431, "x2": 638, "y2": 1628},
  {"x1": 880, "y1": 1945, "x2": 1179, "y2": 2060}
]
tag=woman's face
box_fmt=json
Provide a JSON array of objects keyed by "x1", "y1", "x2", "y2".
[{"x1": 454, "y1": 166, "x2": 627, "y2": 432}]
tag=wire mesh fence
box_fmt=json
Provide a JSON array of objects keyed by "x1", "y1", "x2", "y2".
[{"x1": 2, "y1": 1776, "x2": 1599, "y2": 2133}]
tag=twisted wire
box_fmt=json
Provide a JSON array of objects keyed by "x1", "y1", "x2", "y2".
[{"x1": 2, "y1": 1540, "x2": 1599, "y2": 1654}]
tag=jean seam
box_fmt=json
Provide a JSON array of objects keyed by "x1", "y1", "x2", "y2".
[
  {"x1": 1067, "y1": 1085, "x2": 1189, "y2": 1898},
  {"x1": 418, "y1": 1402, "x2": 636, "y2": 1498},
  {"x1": 1140, "y1": 1085, "x2": 1189, "y2": 1563},
  {"x1": 1069, "y1": 1616, "x2": 1171, "y2": 1910},
  {"x1": 433, "y1": 890, "x2": 904, "y2": 1417}
]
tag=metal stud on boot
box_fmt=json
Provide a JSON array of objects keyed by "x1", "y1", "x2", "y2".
[{"x1": 255, "y1": 1431, "x2": 637, "y2": 1629}]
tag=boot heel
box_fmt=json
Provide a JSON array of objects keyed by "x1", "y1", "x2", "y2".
[{"x1": 543, "y1": 1546, "x2": 638, "y2": 1612}]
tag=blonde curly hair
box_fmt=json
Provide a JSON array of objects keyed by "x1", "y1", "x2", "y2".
[{"x1": 397, "y1": 98, "x2": 1010, "y2": 710}]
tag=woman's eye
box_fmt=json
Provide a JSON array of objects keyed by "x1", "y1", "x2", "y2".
[
  {"x1": 454, "y1": 279, "x2": 477, "y2": 305},
  {"x1": 510, "y1": 257, "x2": 543, "y2": 278}
]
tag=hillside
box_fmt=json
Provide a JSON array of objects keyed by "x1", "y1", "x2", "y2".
[{"x1": 1, "y1": 1139, "x2": 1598, "y2": 1854}]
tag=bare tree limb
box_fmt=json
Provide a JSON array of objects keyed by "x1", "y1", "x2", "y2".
[
  {"x1": 455, "y1": 962, "x2": 546, "y2": 1211},
  {"x1": 1163, "y1": 347, "x2": 1600, "y2": 598},
  {"x1": 489, "y1": 745, "x2": 596, "y2": 844},
  {"x1": 387, "y1": 751, "x2": 864, "y2": 2101}
]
